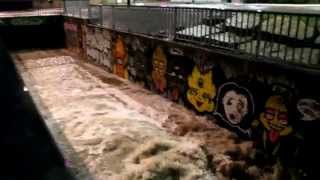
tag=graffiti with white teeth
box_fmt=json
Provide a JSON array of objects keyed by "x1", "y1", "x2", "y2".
[
  {"x1": 297, "y1": 98, "x2": 320, "y2": 121},
  {"x1": 214, "y1": 82, "x2": 255, "y2": 136}
]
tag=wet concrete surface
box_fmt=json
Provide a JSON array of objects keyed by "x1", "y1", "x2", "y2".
[{"x1": 13, "y1": 49, "x2": 255, "y2": 180}]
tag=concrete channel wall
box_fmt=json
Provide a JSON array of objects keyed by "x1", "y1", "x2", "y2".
[
  {"x1": 0, "y1": 36, "x2": 74, "y2": 180},
  {"x1": 0, "y1": 16, "x2": 65, "y2": 50},
  {"x1": 64, "y1": 16, "x2": 320, "y2": 178}
]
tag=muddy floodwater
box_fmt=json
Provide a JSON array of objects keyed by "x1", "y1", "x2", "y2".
[{"x1": 14, "y1": 50, "x2": 260, "y2": 180}]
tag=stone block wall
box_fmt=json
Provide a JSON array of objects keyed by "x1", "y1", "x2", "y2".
[{"x1": 86, "y1": 26, "x2": 112, "y2": 71}]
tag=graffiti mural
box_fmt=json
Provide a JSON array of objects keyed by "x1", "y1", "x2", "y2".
[
  {"x1": 112, "y1": 35, "x2": 128, "y2": 79},
  {"x1": 82, "y1": 26, "x2": 320, "y2": 178},
  {"x1": 252, "y1": 90, "x2": 298, "y2": 163},
  {"x1": 151, "y1": 46, "x2": 167, "y2": 93},
  {"x1": 64, "y1": 21, "x2": 78, "y2": 32},
  {"x1": 214, "y1": 82, "x2": 254, "y2": 136},
  {"x1": 83, "y1": 27, "x2": 320, "y2": 179},
  {"x1": 64, "y1": 20, "x2": 84, "y2": 54},
  {"x1": 187, "y1": 66, "x2": 216, "y2": 113},
  {"x1": 259, "y1": 95, "x2": 293, "y2": 155},
  {"x1": 128, "y1": 38, "x2": 150, "y2": 86},
  {"x1": 166, "y1": 49, "x2": 193, "y2": 103},
  {"x1": 297, "y1": 98, "x2": 320, "y2": 121}
]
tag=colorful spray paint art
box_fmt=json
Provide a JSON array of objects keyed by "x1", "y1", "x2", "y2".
[
  {"x1": 151, "y1": 46, "x2": 167, "y2": 93},
  {"x1": 64, "y1": 21, "x2": 78, "y2": 32},
  {"x1": 128, "y1": 39, "x2": 149, "y2": 86},
  {"x1": 166, "y1": 54, "x2": 193, "y2": 103},
  {"x1": 112, "y1": 35, "x2": 128, "y2": 79},
  {"x1": 128, "y1": 51, "x2": 148, "y2": 85},
  {"x1": 297, "y1": 98, "x2": 320, "y2": 121},
  {"x1": 259, "y1": 95, "x2": 293, "y2": 154},
  {"x1": 214, "y1": 82, "x2": 255, "y2": 136},
  {"x1": 187, "y1": 66, "x2": 216, "y2": 113}
]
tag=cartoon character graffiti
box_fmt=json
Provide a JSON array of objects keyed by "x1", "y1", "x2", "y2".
[
  {"x1": 260, "y1": 95, "x2": 293, "y2": 146},
  {"x1": 297, "y1": 98, "x2": 320, "y2": 121},
  {"x1": 151, "y1": 46, "x2": 167, "y2": 93},
  {"x1": 187, "y1": 66, "x2": 216, "y2": 113},
  {"x1": 112, "y1": 35, "x2": 128, "y2": 79},
  {"x1": 214, "y1": 82, "x2": 254, "y2": 135}
]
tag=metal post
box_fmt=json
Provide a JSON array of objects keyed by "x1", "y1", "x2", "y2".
[
  {"x1": 169, "y1": 7, "x2": 177, "y2": 41},
  {"x1": 100, "y1": 5, "x2": 103, "y2": 26},
  {"x1": 255, "y1": 11, "x2": 263, "y2": 60},
  {"x1": 88, "y1": 5, "x2": 92, "y2": 23},
  {"x1": 63, "y1": 0, "x2": 67, "y2": 15},
  {"x1": 112, "y1": 5, "x2": 115, "y2": 30},
  {"x1": 79, "y1": 0, "x2": 82, "y2": 18}
]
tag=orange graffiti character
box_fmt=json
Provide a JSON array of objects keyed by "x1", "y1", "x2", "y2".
[
  {"x1": 151, "y1": 46, "x2": 167, "y2": 93},
  {"x1": 112, "y1": 35, "x2": 128, "y2": 79}
]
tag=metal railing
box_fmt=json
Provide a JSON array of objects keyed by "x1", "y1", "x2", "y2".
[
  {"x1": 64, "y1": 0, "x2": 89, "y2": 18},
  {"x1": 64, "y1": 2, "x2": 320, "y2": 69},
  {"x1": 0, "y1": 8, "x2": 64, "y2": 18}
]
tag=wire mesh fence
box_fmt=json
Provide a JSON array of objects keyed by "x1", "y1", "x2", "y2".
[
  {"x1": 64, "y1": 0, "x2": 89, "y2": 18},
  {"x1": 64, "y1": 2, "x2": 320, "y2": 69},
  {"x1": 0, "y1": 8, "x2": 63, "y2": 18},
  {"x1": 112, "y1": 6, "x2": 173, "y2": 37}
]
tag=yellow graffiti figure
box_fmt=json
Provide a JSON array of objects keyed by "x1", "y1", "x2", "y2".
[
  {"x1": 260, "y1": 95, "x2": 293, "y2": 144},
  {"x1": 187, "y1": 66, "x2": 216, "y2": 113},
  {"x1": 151, "y1": 46, "x2": 167, "y2": 93},
  {"x1": 112, "y1": 35, "x2": 128, "y2": 79}
]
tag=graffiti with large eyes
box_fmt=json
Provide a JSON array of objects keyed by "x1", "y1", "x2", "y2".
[
  {"x1": 112, "y1": 35, "x2": 128, "y2": 79},
  {"x1": 260, "y1": 95, "x2": 293, "y2": 144},
  {"x1": 297, "y1": 98, "x2": 320, "y2": 121},
  {"x1": 187, "y1": 66, "x2": 216, "y2": 113},
  {"x1": 151, "y1": 46, "x2": 167, "y2": 93},
  {"x1": 214, "y1": 82, "x2": 254, "y2": 135}
]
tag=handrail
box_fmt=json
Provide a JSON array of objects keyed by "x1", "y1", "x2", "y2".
[{"x1": 64, "y1": 1, "x2": 320, "y2": 70}]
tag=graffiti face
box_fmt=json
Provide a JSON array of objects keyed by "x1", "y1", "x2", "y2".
[
  {"x1": 260, "y1": 96, "x2": 292, "y2": 143},
  {"x1": 223, "y1": 91, "x2": 248, "y2": 124},
  {"x1": 112, "y1": 35, "x2": 128, "y2": 79},
  {"x1": 151, "y1": 46, "x2": 167, "y2": 93},
  {"x1": 215, "y1": 82, "x2": 254, "y2": 135},
  {"x1": 297, "y1": 99, "x2": 320, "y2": 121},
  {"x1": 187, "y1": 66, "x2": 216, "y2": 113}
]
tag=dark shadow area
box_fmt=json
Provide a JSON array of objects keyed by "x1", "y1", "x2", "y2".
[
  {"x1": 0, "y1": 16, "x2": 65, "y2": 50},
  {"x1": 0, "y1": 1, "x2": 33, "y2": 11},
  {"x1": 0, "y1": 37, "x2": 75, "y2": 180}
]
